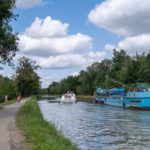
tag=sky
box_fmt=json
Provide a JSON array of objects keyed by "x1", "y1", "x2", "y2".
[{"x1": 1, "y1": 0, "x2": 150, "y2": 88}]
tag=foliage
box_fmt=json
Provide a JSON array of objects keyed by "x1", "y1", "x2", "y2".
[
  {"x1": 0, "y1": 0, "x2": 18, "y2": 65},
  {"x1": 0, "y1": 75, "x2": 17, "y2": 102},
  {"x1": 17, "y1": 97, "x2": 78, "y2": 150},
  {"x1": 15, "y1": 57, "x2": 41, "y2": 97},
  {"x1": 40, "y1": 88, "x2": 48, "y2": 95},
  {"x1": 48, "y1": 50, "x2": 150, "y2": 95}
]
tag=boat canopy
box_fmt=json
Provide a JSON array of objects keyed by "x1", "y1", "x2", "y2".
[
  {"x1": 96, "y1": 88, "x2": 103, "y2": 94},
  {"x1": 96, "y1": 87, "x2": 126, "y2": 95},
  {"x1": 108, "y1": 88, "x2": 125, "y2": 94}
]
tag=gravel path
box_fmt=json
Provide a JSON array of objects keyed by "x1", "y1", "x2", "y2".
[{"x1": 0, "y1": 99, "x2": 29, "y2": 150}]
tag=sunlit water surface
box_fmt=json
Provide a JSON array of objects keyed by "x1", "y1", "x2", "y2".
[{"x1": 38, "y1": 97, "x2": 150, "y2": 150}]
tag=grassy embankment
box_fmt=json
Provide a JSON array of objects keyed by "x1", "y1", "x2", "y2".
[
  {"x1": 16, "y1": 97, "x2": 78, "y2": 150},
  {"x1": 0, "y1": 99, "x2": 16, "y2": 109},
  {"x1": 76, "y1": 95, "x2": 94, "y2": 102}
]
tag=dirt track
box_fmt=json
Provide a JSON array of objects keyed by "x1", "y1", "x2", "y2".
[{"x1": 0, "y1": 99, "x2": 29, "y2": 150}]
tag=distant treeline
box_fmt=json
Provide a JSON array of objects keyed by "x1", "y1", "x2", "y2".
[{"x1": 48, "y1": 50, "x2": 150, "y2": 95}]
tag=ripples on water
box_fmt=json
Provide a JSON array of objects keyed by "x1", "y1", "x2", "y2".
[{"x1": 38, "y1": 97, "x2": 150, "y2": 150}]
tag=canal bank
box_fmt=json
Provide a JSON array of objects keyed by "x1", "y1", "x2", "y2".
[
  {"x1": 76, "y1": 95, "x2": 93, "y2": 102},
  {"x1": 17, "y1": 97, "x2": 78, "y2": 150}
]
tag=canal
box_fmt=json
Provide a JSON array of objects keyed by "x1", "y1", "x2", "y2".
[{"x1": 38, "y1": 96, "x2": 150, "y2": 150}]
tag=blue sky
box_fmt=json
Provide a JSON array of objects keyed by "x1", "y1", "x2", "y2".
[
  {"x1": 12, "y1": 0, "x2": 120, "y2": 50},
  {"x1": 2, "y1": 0, "x2": 150, "y2": 87}
]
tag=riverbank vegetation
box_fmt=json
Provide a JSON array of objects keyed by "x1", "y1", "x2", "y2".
[
  {"x1": 48, "y1": 50, "x2": 150, "y2": 95},
  {"x1": 0, "y1": 57, "x2": 41, "y2": 104},
  {"x1": 17, "y1": 97, "x2": 78, "y2": 150},
  {"x1": 0, "y1": 76, "x2": 17, "y2": 103},
  {"x1": 0, "y1": 0, "x2": 19, "y2": 103},
  {"x1": 76, "y1": 95, "x2": 93, "y2": 102},
  {"x1": 0, "y1": 1, "x2": 41, "y2": 104}
]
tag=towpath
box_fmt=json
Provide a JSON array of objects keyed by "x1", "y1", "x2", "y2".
[{"x1": 0, "y1": 99, "x2": 29, "y2": 150}]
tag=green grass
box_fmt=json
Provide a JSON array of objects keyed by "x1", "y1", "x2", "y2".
[
  {"x1": 0, "y1": 99, "x2": 16, "y2": 109},
  {"x1": 16, "y1": 97, "x2": 79, "y2": 150},
  {"x1": 76, "y1": 95, "x2": 94, "y2": 102}
]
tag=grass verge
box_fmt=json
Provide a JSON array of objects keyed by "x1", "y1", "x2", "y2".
[
  {"x1": 0, "y1": 99, "x2": 16, "y2": 109},
  {"x1": 76, "y1": 95, "x2": 94, "y2": 102},
  {"x1": 16, "y1": 97, "x2": 78, "y2": 150}
]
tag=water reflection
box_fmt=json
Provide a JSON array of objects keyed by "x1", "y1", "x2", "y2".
[
  {"x1": 38, "y1": 97, "x2": 150, "y2": 150},
  {"x1": 37, "y1": 95, "x2": 60, "y2": 101}
]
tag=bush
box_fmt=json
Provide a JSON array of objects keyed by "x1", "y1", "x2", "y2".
[{"x1": 0, "y1": 76, "x2": 17, "y2": 103}]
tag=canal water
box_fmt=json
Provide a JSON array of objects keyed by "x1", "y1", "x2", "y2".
[{"x1": 38, "y1": 97, "x2": 150, "y2": 150}]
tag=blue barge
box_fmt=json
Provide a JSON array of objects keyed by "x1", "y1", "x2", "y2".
[
  {"x1": 95, "y1": 87, "x2": 150, "y2": 110},
  {"x1": 125, "y1": 91, "x2": 150, "y2": 110},
  {"x1": 104, "y1": 88, "x2": 126, "y2": 108}
]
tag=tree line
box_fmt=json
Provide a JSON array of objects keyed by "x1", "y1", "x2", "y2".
[
  {"x1": 0, "y1": 57, "x2": 41, "y2": 103},
  {"x1": 48, "y1": 50, "x2": 150, "y2": 95},
  {"x1": 0, "y1": 1, "x2": 41, "y2": 103}
]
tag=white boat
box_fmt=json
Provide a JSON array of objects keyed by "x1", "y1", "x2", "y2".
[{"x1": 61, "y1": 92, "x2": 76, "y2": 104}]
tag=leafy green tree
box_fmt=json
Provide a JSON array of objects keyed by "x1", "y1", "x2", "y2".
[
  {"x1": 0, "y1": 76, "x2": 17, "y2": 102},
  {"x1": 40, "y1": 88, "x2": 48, "y2": 95},
  {"x1": 138, "y1": 52, "x2": 150, "y2": 83},
  {"x1": 110, "y1": 49, "x2": 132, "y2": 85},
  {"x1": 63, "y1": 76, "x2": 79, "y2": 93},
  {"x1": 15, "y1": 57, "x2": 40, "y2": 97},
  {"x1": 77, "y1": 70, "x2": 92, "y2": 95},
  {"x1": 0, "y1": 0, "x2": 18, "y2": 65},
  {"x1": 48, "y1": 82, "x2": 58, "y2": 94},
  {"x1": 144, "y1": 51, "x2": 150, "y2": 82}
]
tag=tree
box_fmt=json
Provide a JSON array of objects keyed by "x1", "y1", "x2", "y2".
[
  {"x1": 77, "y1": 70, "x2": 92, "y2": 95},
  {"x1": 48, "y1": 82, "x2": 58, "y2": 94},
  {"x1": 40, "y1": 88, "x2": 48, "y2": 95},
  {"x1": 111, "y1": 49, "x2": 130, "y2": 83},
  {"x1": 0, "y1": 0, "x2": 18, "y2": 65},
  {"x1": 137, "y1": 51, "x2": 150, "y2": 83},
  {"x1": 15, "y1": 57, "x2": 40, "y2": 97},
  {"x1": 0, "y1": 76, "x2": 17, "y2": 102}
]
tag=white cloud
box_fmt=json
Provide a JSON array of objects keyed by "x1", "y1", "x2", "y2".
[
  {"x1": 19, "y1": 16, "x2": 92, "y2": 57},
  {"x1": 88, "y1": 51, "x2": 106, "y2": 61},
  {"x1": 18, "y1": 16, "x2": 107, "y2": 70},
  {"x1": 33, "y1": 51, "x2": 106, "y2": 87},
  {"x1": 25, "y1": 17, "x2": 69, "y2": 38},
  {"x1": 70, "y1": 72, "x2": 79, "y2": 77},
  {"x1": 37, "y1": 70, "x2": 63, "y2": 87},
  {"x1": 88, "y1": 0, "x2": 150, "y2": 36},
  {"x1": 30, "y1": 51, "x2": 105, "y2": 69},
  {"x1": 117, "y1": 34, "x2": 150, "y2": 55},
  {"x1": 104, "y1": 44, "x2": 115, "y2": 52},
  {"x1": 16, "y1": 0, "x2": 44, "y2": 9},
  {"x1": 19, "y1": 33, "x2": 92, "y2": 57},
  {"x1": 36, "y1": 54, "x2": 86, "y2": 69},
  {"x1": 103, "y1": 34, "x2": 150, "y2": 55}
]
